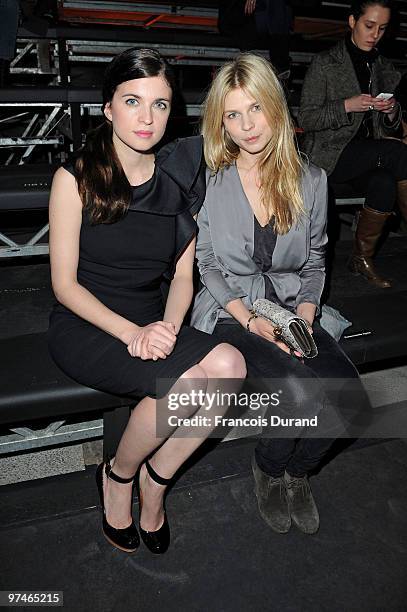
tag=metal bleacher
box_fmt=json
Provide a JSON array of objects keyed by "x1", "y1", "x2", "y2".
[{"x1": 6, "y1": 1, "x2": 407, "y2": 136}]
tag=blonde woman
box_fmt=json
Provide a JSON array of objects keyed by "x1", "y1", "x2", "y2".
[{"x1": 191, "y1": 53, "x2": 369, "y2": 535}]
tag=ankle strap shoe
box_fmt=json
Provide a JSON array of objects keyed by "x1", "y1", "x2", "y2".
[
  {"x1": 95, "y1": 460, "x2": 140, "y2": 553},
  {"x1": 137, "y1": 460, "x2": 171, "y2": 554}
]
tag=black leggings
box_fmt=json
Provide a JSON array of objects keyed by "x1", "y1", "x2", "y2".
[
  {"x1": 330, "y1": 138, "x2": 407, "y2": 212},
  {"x1": 213, "y1": 321, "x2": 370, "y2": 478}
]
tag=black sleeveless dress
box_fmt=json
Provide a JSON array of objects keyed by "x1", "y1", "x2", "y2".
[{"x1": 47, "y1": 136, "x2": 220, "y2": 399}]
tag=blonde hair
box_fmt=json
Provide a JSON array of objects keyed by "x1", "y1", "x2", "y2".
[{"x1": 201, "y1": 53, "x2": 304, "y2": 234}]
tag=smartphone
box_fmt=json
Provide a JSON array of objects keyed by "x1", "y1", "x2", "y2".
[{"x1": 375, "y1": 92, "x2": 393, "y2": 100}]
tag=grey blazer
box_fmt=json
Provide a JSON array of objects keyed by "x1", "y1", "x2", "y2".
[
  {"x1": 298, "y1": 39, "x2": 401, "y2": 175},
  {"x1": 190, "y1": 163, "x2": 328, "y2": 334}
]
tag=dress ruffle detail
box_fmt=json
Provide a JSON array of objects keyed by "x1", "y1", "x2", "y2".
[{"x1": 129, "y1": 135, "x2": 206, "y2": 217}]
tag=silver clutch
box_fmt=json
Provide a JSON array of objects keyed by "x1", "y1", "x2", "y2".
[{"x1": 252, "y1": 298, "x2": 318, "y2": 359}]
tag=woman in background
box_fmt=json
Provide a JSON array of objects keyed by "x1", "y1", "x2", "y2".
[{"x1": 299, "y1": 0, "x2": 407, "y2": 288}]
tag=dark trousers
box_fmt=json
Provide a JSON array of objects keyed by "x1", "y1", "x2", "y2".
[
  {"x1": 330, "y1": 138, "x2": 407, "y2": 212},
  {"x1": 214, "y1": 321, "x2": 370, "y2": 478}
]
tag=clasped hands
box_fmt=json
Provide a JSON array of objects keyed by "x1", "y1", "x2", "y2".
[
  {"x1": 126, "y1": 321, "x2": 177, "y2": 361},
  {"x1": 345, "y1": 93, "x2": 397, "y2": 114}
]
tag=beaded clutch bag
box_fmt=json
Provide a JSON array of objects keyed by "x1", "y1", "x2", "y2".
[{"x1": 252, "y1": 298, "x2": 318, "y2": 359}]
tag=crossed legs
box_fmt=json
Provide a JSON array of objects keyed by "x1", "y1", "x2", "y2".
[{"x1": 102, "y1": 343, "x2": 246, "y2": 532}]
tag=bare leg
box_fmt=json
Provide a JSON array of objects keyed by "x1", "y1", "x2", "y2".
[
  {"x1": 139, "y1": 344, "x2": 246, "y2": 531},
  {"x1": 103, "y1": 344, "x2": 245, "y2": 530},
  {"x1": 102, "y1": 365, "x2": 207, "y2": 529}
]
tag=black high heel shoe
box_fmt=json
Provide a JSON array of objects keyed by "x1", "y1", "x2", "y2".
[
  {"x1": 137, "y1": 460, "x2": 171, "y2": 555},
  {"x1": 95, "y1": 459, "x2": 140, "y2": 553}
]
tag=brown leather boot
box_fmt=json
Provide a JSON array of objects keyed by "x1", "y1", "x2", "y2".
[{"x1": 348, "y1": 206, "x2": 392, "y2": 288}]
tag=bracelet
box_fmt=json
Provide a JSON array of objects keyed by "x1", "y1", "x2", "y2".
[
  {"x1": 246, "y1": 311, "x2": 258, "y2": 332},
  {"x1": 273, "y1": 325, "x2": 283, "y2": 340}
]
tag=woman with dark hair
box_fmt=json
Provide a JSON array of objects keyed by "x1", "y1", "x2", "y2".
[
  {"x1": 47, "y1": 48, "x2": 246, "y2": 555},
  {"x1": 299, "y1": 0, "x2": 407, "y2": 288}
]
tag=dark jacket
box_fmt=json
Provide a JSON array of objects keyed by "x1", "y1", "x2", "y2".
[{"x1": 298, "y1": 39, "x2": 401, "y2": 175}]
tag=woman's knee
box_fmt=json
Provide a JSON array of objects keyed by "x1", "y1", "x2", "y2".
[{"x1": 200, "y1": 343, "x2": 247, "y2": 379}]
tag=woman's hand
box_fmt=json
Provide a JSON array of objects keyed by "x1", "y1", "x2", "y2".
[
  {"x1": 244, "y1": 0, "x2": 256, "y2": 15},
  {"x1": 296, "y1": 303, "x2": 315, "y2": 335},
  {"x1": 127, "y1": 321, "x2": 177, "y2": 360},
  {"x1": 296, "y1": 316, "x2": 314, "y2": 335},
  {"x1": 374, "y1": 96, "x2": 398, "y2": 116},
  {"x1": 249, "y1": 317, "x2": 302, "y2": 357},
  {"x1": 344, "y1": 94, "x2": 377, "y2": 113}
]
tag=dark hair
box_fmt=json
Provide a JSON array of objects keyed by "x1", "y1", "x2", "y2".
[
  {"x1": 76, "y1": 48, "x2": 176, "y2": 224},
  {"x1": 350, "y1": 0, "x2": 393, "y2": 21},
  {"x1": 101, "y1": 47, "x2": 176, "y2": 112}
]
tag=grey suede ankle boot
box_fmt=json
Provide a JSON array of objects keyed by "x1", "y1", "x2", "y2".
[
  {"x1": 251, "y1": 456, "x2": 291, "y2": 534},
  {"x1": 284, "y1": 472, "x2": 319, "y2": 534}
]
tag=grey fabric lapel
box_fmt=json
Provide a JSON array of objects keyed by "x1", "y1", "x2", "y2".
[
  {"x1": 272, "y1": 170, "x2": 311, "y2": 271},
  {"x1": 217, "y1": 164, "x2": 310, "y2": 274},
  {"x1": 329, "y1": 40, "x2": 361, "y2": 98},
  {"x1": 209, "y1": 165, "x2": 255, "y2": 270}
]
